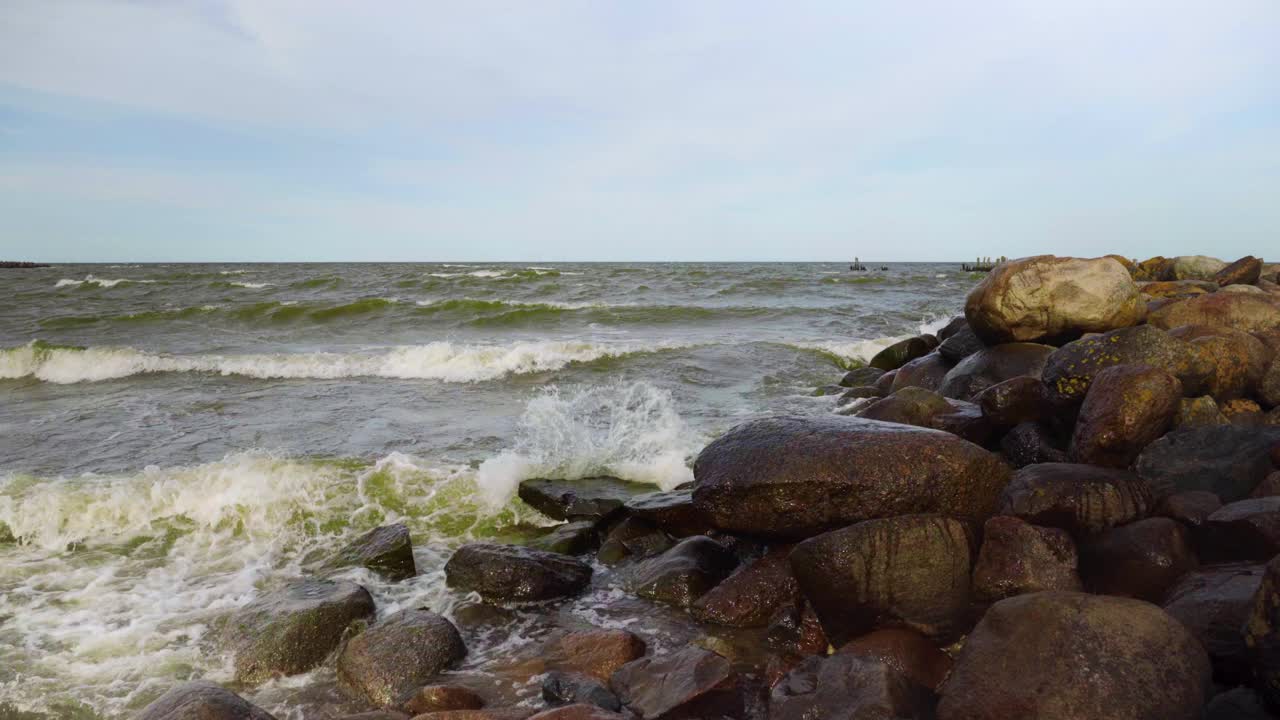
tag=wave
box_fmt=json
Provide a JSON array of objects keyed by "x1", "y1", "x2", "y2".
[
  {"x1": 785, "y1": 315, "x2": 954, "y2": 368},
  {"x1": 0, "y1": 339, "x2": 681, "y2": 384},
  {"x1": 54, "y1": 274, "x2": 156, "y2": 288}
]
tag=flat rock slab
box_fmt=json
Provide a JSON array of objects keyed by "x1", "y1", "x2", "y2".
[
  {"x1": 445, "y1": 543, "x2": 592, "y2": 602},
  {"x1": 1137, "y1": 425, "x2": 1280, "y2": 502},
  {"x1": 518, "y1": 477, "x2": 653, "y2": 521}
]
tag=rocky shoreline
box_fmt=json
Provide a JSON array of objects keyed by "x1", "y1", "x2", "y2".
[{"x1": 138, "y1": 254, "x2": 1280, "y2": 720}]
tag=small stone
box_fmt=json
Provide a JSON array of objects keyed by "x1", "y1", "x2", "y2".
[
  {"x1": 326, "y1": 524, "x2": 417, "y2": 580},
  {"x1": 547, "y1": 630, "x2": 647, "y2": 683},
  {"x1": 542, "y1": 672, "x2": 620, "y2": 711},
  {"x1": 839, "y1": 366, "x2": 885, "y2": 388}
]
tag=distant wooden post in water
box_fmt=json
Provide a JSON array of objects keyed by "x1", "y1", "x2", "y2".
[
  {"x1": 0, "y1": 261, "x2": 50, "y2": 268},
  {"x1": 961, "y1": 256, "x2": 1006, "y2": 272}
]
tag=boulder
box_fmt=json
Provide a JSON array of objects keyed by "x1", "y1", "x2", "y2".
[
  {"x1": 326, "y1": 524, "x2": 417, "y2": 581},
  {"x1": 855, "y1": 387, "x2": 991, "y2": 444},
  {"x1": 839, "y1": 366, "x2": 885, "y2": 388},
  {"x1": 1245, "y1": 556, "x2": 1280, "y2": 712},
  {"x1": 1167, "y1": 325, "x2": 1272, "y2": 401},
  {"x1": 1134, "y1": 255, "x2": 1174, "y2": 281},
  {"x1": 518, "y1": 478, "x2": 649, "y2": 521},
  {"x1": 1069, "y1": 364, "x2": 1181, "y2": 468},
  {"x1": 223, "y1": 578, "x2": 375, "y2": 684},
  {"x1": 1223, "y1": 283, "x2": 1270, "y2": 295},
  {"x1": 937, "y1": 343, "x2": 1055, "y2": 401},
  {"x1": 1202, "y1": 498, "x2": 1280, "y2": 562},
  {"x1": 998, "y1": 462, "x2": 1153, "y2": 537},
  {"x1": 595, "y1": 517, "x2": 671, "y2": 566},
  {"x1": 769, "y1": 654, "x2": 931, "y2": 720},
  {"x1": 542, "y1": 672, "x2": 620, "y2": 712},
  {"x1": 609, "y1": 647, "x2": 742, "y2": 720},
  {"x1": 873, "y1": 369, "x2": 899, "y2": 394},
  {"x1": 936, "y1": 591, "x2": 1211, "y2": 720},
  {"x1": 870, "y1": 336, "x2": 935, "y2": 371},
  {"x1": 1172, "y1": 255, "x2": 1228, "y2": 280},
  {"x1": 1204, "y1": 688, "x2": 1277, "y2": 720},
  {"x1": 999, "y1": 422, "x2": 1068, "y2": 468},
  {"x1": 1262, "y1": 360, "x2": 1280, "y2": 408},
  {"x1": 445, "y1": 544, "x2": 592, "y2": 602},
  {"x1": 527, "y1": 707, "x2": 627, "y2": 720},
  {"x1": 137, "y1": 681, "x2": 277, "y2": 720},
  {"x1": 337, "y1": 608, "x2": 466, "y2": 707},
  {"x1": 630, "y1": 536, "x2": 737, "y2": 608},
  {"x1": 766, "y1": 599, "x2": 830, "y2": 658},
  {"x1": 938, "y1": 321, "x2": 985, "y2": 363},
  {"x1": 408, "y1": 711, "x2": 532, "y2": 720},
  {"x1": 1139, "y1": 279, "x2": 1216, "y2": 299},
  {"x1": 402, "y1": 686, "x2": 486, "y2": 715},
  {"x1": 622, "y1": 489, "x2": 712, "y2": 537},
  {"x1": 1149, "y1": 292, "x2": 1280, "y2": 334},
  {"x1": 547, "y1": 630, "x2": 647, "y2": 683},
  {"x1": 971, "y1": 515, "x2": 1081, "y2": 602},
  {"x1": 1155, "y1": 490, "x2": 1223, "y2": 528},
  {"x1": 1175, "y1": 396, "x2": 1229, "y2": 428},
  {"x1": 1042, "y1": 324, "x2": 1212, "y2": 402},
  {"x1": 888, "y1": 352, "x2": 952, "y2": 393},
  {"x1": 532, "y1": 521, "x2": 599, "y2": 556},
  {"x1": 975, "y1": 376, "x2": 1046, "y2": 428},
  {"x1": 1216, "y1": 255, "x2": 1264, "y2": 286},
  {"x1": 1256, "y1": 472, "x2": 1280, "y2": 498},
  {"x1": 1136, "y1": 425, "x2": 1280, "y2": 501},
  {"x1": 690, "y1": 546, "x2": 800, "y2": 627},
  {"x1": 789, "y1": 514, "x2": 976, "y2": 644},
  {"x1": 1079, "y1": 517, "x2": 1197, "y2": 602},
  {"x1": 837, "y1": 628, "x2": 954, "y2": 691},
  {"x1": 964, "y1": 255, "x2": 1144, "y2": 344},
  {"x1": 691, "y1": 416, "x2": 1010, "y2": 538},
  {"x1": 1163, "y1": 563, "x2": 1265, "y2": 684}
]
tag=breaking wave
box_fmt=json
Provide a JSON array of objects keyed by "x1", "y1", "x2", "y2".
[{"x1": 54, "y1": 274, "x2": 157, "y2": 288}]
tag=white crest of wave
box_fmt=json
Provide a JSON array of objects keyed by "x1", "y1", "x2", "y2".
[
  {"x1": 54, "y1": 274, "x2": 155, "y2": 288},
  {"x1": 476, "y1": 381, "x2": 700, "y2": 508},
  {"x1": 0, "y1": 340, "x2": 669, "y2": 384},
  {"x1": 229, "y1": 281, "x2": 270, "y2": 288}
]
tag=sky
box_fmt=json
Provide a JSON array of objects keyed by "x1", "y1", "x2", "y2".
[{"x1": 1, "y1": 1, "x2": 1278, "y2": 262}]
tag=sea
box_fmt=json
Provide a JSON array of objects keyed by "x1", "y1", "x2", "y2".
[{"x1": 0, "y1": 261, "x2": 972, "y2": 717}]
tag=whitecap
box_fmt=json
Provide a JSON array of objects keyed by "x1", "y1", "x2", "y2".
[{"x1": 54, "y1": 274, "x2": 155, "y2": 288}]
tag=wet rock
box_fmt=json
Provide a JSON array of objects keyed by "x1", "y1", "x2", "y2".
[
  {"x1": 766, "y1": 599, "x2": 830, "y2": 658},
  {"x1": 1079, "y1": 517, "x2": 1197, "y2": 602},
  {"x1": 518, "y1": 478, "x2": 649, "y2": 522},
  {"x1": 1172, "y1": 254, "x2": 1228, "y2": 280},
  {"x1": 622, "y1": 489, "x2": 712, "y2": 537},
  {"x1": 1149, "y1": 292, "x2": 1280, "y2": 334},
  {"x1": 856, "y1": 387, "x2": 991, "y2": 444},
  {"x1": 1043, "y1": 324, "x2": 1213, "y2": 402},
  {"x1": 837, "y1": 628, "x2": 954, "y2": 691},
  {"x1": 548, "y1": 629, "x2": 647, "y2": 683},
  {"x1": 445, "y1": 544, "x2": 592, "y2": 602},
  {"x1": 1139, "y1": 279, "x2": 1216, "y2": 299},
  {"x1": 532, "y1": 521, "x2": 599, "y2": 556},
  {"x1": 1262, "y1": 360, "x2": 1280, "y2": 408},
  {"x1": 1217, "y1": 255, "x2": 1264, "y2": 286},
  {"x1": 769, "y1": 654, "x2": 931, "y2": 720},
  {"x1": 1155, "y1": 490, "x2": 1223, "y2": 527},
  {"x1": 790, "y1": 514, "x2": 976, "y2": 644},
  {"x1": 610, "y1": 646, "x2": 742, "y2": 720},
  {"x1": 1256, "y1": 472, "x2": 1280, "y2": 498},
  {"x1": 450, "y1": 602, "x2": 517, "y2": 629},
  {"x1": 542, "y1": 672, "x2": 620, "y2": 712},
  {"x1": 595, "y1": 517, "x2": 672, "y2": 566},
  {"x1": 1163, "y1": 563, "x2": 1265, "y2": 684},
  {"x1": 409, "y1": 710, "x2": 533, "y2": 720},
  {"x1": 224, "y1": 578, "x2": 375, "y2": 685},
  {"x1": 999, "y1": 421, "x2": 1068, "y2": 468},
  {"x1": 631, "y1": 535, "x2": 737, "y2": 608},
  {"x1": 692, "y1": 415, "x2": 1010, "y2": 538},
  {"x1": 1136, "y1": 425, "x2": 1280, "y2": 501},
  {"x1": 402, "y1": 685, "x2": 486, "y2": 714},
  {"x1": 873, "y1": 369, "x2": 899, "y2": 394},
  {"x1": 1204, "y1": 688, "x2": 1277, "y2": 720},
  {"x1": 1245, "y1": 556, "x2": 1280, "y2": 712},
  {"x1": 1068, "y1": 364, "x2": 1181, "y2": 467},
  {"x1": 337, "y1": 712, "x2": 407, "y2": 720},
  {"x1": 889, "y1": 352, "x2": 952, "y2": 393},
  {"x1": 998, "y1": 462, "x2": 1152, "y2": 537},
  {"x1": 964, "y1": 255, "x2": 1144, "y2": 344},
  {"x1": 937, "y1": 343, "x2": 1055, "y2": 401},
  {"x1": 938, "y1": 322, "x2": 985, "y2": 363},
  {"x1": 974, "y1": 376, "x2": 1046, "y2": 428},
  {"x1": 936, "y1": 316, "x2": 967, "y2": 341},
  {"x1": 840, "y1": 366, "x2": 885, "y2": 388},
  {"x1": 337, "y1": 608, "x2": 466, "y2": 707},
  {"x1": 325, "y1": 524, "x2": 417, "y2": 581},
  {"x1": 526, "y1": 707, "x2": 627, "y2": 720},
  {"x1": 690, "y1": 546, "x2": 799, "y2": 627},
  {"x1": 836, "y1": 385, "x2": 883, "y2": 406},
  {"x1": 1202, "y1": 498, "x2": 1280, "y2": 562},
  {"x1": 137, "y1": 681, "x2": 277, "y2": 720},
  {"x1": 971, "y1": 515, "x2": 1080, "y2": 602},
  {"x1": 1176, "y1": 396, "x2": 1229, "y2": 428},
  {"x1": 870, "y1": 336, "x2": 935, "y2": 371},
  {"x1": 936, "y1": 591, "x2": 1211, "y2": 720}
]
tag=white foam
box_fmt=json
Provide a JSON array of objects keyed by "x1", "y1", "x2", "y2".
[
  {"x1": 476, "y1": 381, "x2": 699, "y2": 507},
  {"x1": 0, "y1": 340, "x2": 676, "y2": 384},
  {"x1": 54, "y1": 274, "x2": 156, "y2": 288},
  {"x1": 229, "y1": 281, "x2": 270, "y2": 289}
]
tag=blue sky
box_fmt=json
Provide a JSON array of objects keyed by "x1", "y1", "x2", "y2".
[{"x1": 1, "y1": 1, "x2": 1278, "y2": 262}]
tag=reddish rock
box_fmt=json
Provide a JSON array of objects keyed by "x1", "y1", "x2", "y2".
[
  {"x1": 690, "y1": 546, "x2": 799, "y2": 628},
  {"x1": 1069, "y1": 364, "x2": 1181, "y2": 468},
  {"x1": 610, "y1": 647, "x2": 742, "y2": 720},
  {"x1": 998, "y1": 462, "x2": 1153, "y2": 538},
  {"x1": 971, "y1": 515, "x2": 1081, "y2": 602},
  {"x1": 837, "y1": 628, "x2": 954, "y2": 691},
  {"x1": 1215, "y1": 255, "x2": 1264, "y2": 287},
  {"x1": 937, "y1": 343, "x2": 1055, "y2": 401},
  {"x1": 766, "y1": 600, "x2": 830, "y2": 658},
  {"x1": 548, "y1": 630, "x2": 647, "y2": 684},
  {"x1": 402, "y1": 686, "x2": 485, "y2": 715},
  {"x1": 1079, "y1": 517, "x2": 1197, "y2": 602},
  {"x1": 769, "y1": 654, "x2": 932, "y2": 720},
  {"x1": 889, "y1": 352, "x2": 952, "y2": 393}
]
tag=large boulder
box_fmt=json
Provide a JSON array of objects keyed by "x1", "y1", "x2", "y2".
[
  {"x1": 595, "y1": 517, "x2": 671, "y2": 566},
  {"x1": 1202, "y1": 498, "x2": 1280, "y2": 562},
  {"x1": 837, "y1": 628, "x2": 954, "y2": 692},
  {"x1": 1069, "y1": 364, "x2": 1181, "y2": 467},
  {"x1": 609, "y1": 647, "x2": 742, "y2": 720},
  {"x1": 869, "y1": 336, "x2": 935, "y2": 371},
  {"x1": 1078, "y1": 517, "x2": 1197, "y2": 602},
  {"x1": 1204, "y1": 688, "x2": 1277, "y2": 720},
  {"x1": 325, "y1": 524, "x2": 417, "y2": 581},
  {"x1": 691, "y1": 416, "x2": 1010, "y2": 538},
  {"x1": 964, "y1": 255, "x2": 1144, "y2": 344},
  {"x1": 1163, "y1": 563, "x2": 1265, "y2": 684},
  {"x1": 630, "y1": 535, "x2": 737, "y2": 608},
  {"x1": 840, "y1": 366, "x2": 885, "y2": 388},
  {"x1": 518, "y1": 477, "x2": 649, "y2": 521},
  {"x1": 1136, "y1": 425, "x2": 1280, "y2": 501},
  {"x1": 937, "y1": 591, "x2": 1212, "y2": 720},
  {"x1": 1216, "y1": 255, "x2": 1264, "y2": 286},
  {"x1": 971, "y1": 515, "x2": 1081, "y2": 602},
  {"x1": 1167, "y1": 325, "x2": 1272, "y2": 401},
  {"x1": 1042, "y1": 324, "x2": 1212, "y2": 402},
  {"x1": 445, "y1": 544, "x2": 592, "y2": 602},
  {"x1": 336, "y1": 608, "x2": 466, "y2": 707},
  {"x1": 937, "y1": 343, "x2": 1055, "y2": 401},
  {"x1": 690, "y1": 546, "x2": 800, "y2": 627},
  {"x1": 998, "y1": 463, "x2": 1153, "y2": 538},
  {"x1": 1245, "y1": 556, "x2": 1280, "y2": 712},
  {"x1": 1134, "y1": 255, "x2": 1174, "y2": 281},
  {"x1": 1172, "y1": 255, "x2": 1228, "y2": 280},
  {"x1": 855, "y1": 387, "x2": 990, "y2": 444},
  {"x1": 1261, "y1": 360, "x2": 1280, "y2": 408},
  {"x1": 137, "y1": 681, "x2": 277, "y2": 720},
  {"x1": 888, "y1": 352, "x2": 952, "y2": 393},
  {"x1": 1176, "y1": 396, "x2": 1230, "y2": 428},
  {"x1": 402, "y1": 685, "x2": 486, "y2": 714},
  {"x1": 1149, "y1": 292, "x2": 1280, "y2": 334},
  {"x1": 769, "y1": 654, "x2": 931, "y2": 720},
  {"x1": 223, "y1": 578, "x2": 375, "y2": 684},
  {"x1": 1156, "y1": 490, "x2": 1223, "y2": 528},
  {"x1": 789, "y1": 514, "x2": 976, "y2": 644}
]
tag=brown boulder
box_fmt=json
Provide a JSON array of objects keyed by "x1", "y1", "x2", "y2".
[
  {"x1": 690, "y1": 546, "x2": 800, "y2": 627},
  {"x1": 1149, "y1": 292, "x2": 1280, "y2": 334},
  {"x1": 999, "y1": 422, "x2": 1068, "y2": 468},
  {"x1": 1168, "y1": 324, "x2": 1272, "y2": 401},
  {"x1": 870, "y1": 336, "x2": 936, "y2": 371},
  {"x1": 1079, "y1": 517, "x2": 1197, "y2": 602},
  {"x1": 974, "y1": 376, "x2": 1047, "y2": 428},
  {"x1": 1139, "y1": 279, "x2": 1216, "y2": 299},
  {"x1": 622, "y1": 489, "x2": 712, "y2": 538},
  {"x1": 595, "y1": 517, "x2": 672, "y2": 566},
  {"x1": 1155, "y1": 490, "x2": 1223, "y2": 527},
  {"x1": 937, "y1": 343, "x2": 1055, "y2": 401},
  {"x1": 630, "y1": 536, "x2": 737, "y2": 608},
  {"x1": 526, "y1": 707, "x2": 626, "y2": 720},
  {"x1": 855, "y1": 386, "x2": 991, "y2": 444},
  {"x1": 1134, "y1": 255, "x2": 1174, "y2": 281},
  {"x1": 324, "y1": 524, "x2": 417, "y2": 581},
  {"x1": 137, "y1": 681, "x2": 277, "y2": 720},
  {"x1": 1262, "y1": 360, "x2": 1280, "y2": 408},
  {"x1": 1042, "y1": 324, "x2": 1212, "y2": 402},
  {"x1": 1137, "y1": 426, "x2": 1280, "y2": 501},
  {"x1": 1255, "y1": 472, "x2": 1280, "y2": 498},
  {"x1": 769, "y1": 654, "x2": 932, "y2": 720},
  {"x1": 1069, "y1": 364, "x2": 1181, "y2": 468},
  {"x1": 766, "y1": 599, "x2": 830, "y2": 658},
  {"x1": 1216, "y1": 255, "x2": 1264, "y2": 286},
  {"x1": 789, "y1": 514, "x2": 976, "y2": 644},
  {"x1": 610, "y1": 646, "x2": 741, "y2": 720},
  {"x1": 1245, "y1": 556, "x2": 1280, "y2": 713},
  {"x1": 337, "y1": 608, "x2": 467, "y2": 708},
  {"x1": 1164, "y1": 563, "x2": 1265, "y2": 684},
  {"x1": 837, "y1": 628, "x2": 954, "y2": 691},
  {"x1": 518, "y1": 477, "x2": 649, "y2": 522},
  {"x1": 889, "y1": 352, "x2": 952, "y2": 393},
  {"x1": 403, "y1": 686, "x2": 486, "y2": 715},
  {"x1": 445, "y1": 544, "x2": 591, "y2": 602},
  {"x1": 691, "y1": 416, "x2": 1010, "y2": 538},
  {"x1": 998, "y1": 462, "x2": 1153, "y2": 537},
  {"x1": 547, "y1": 630, "x2": 647, "y2": 684},
  {"x1": 1202, "y1": 498, "x2": 1280, "y2": 562},
  {"x1": 1175, "y1": 396, "x2": 1229, "y2": 428},
  {"x1": 971, "y1": 515, "x2": 1081, "y2": 602},
  {"x1": 937, "y1": 591, "x2": 1211, "y2": 720}
]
